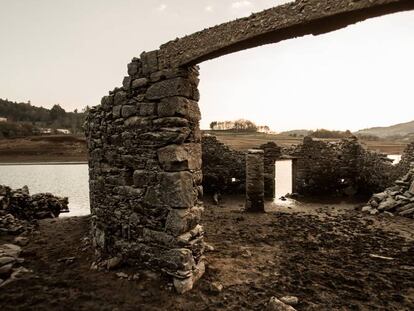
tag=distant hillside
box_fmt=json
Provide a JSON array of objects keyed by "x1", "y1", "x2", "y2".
[
  {"x1": 0, "y1": 98, "x2": 87, "y2": 138},
  {"x1": 279, "y1": 129, "x2": 310, "y2": 137},
  {"x1": 356, "y1": 120, "x2": 414, "y2": 139}
]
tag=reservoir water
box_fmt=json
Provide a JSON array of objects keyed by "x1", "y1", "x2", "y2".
[
  {"x1": 0, "y1": 164, "x2": 90, "y2": 217},
  {"x1": 0, "y1": 154, "x2": 402, "y2": 216}
]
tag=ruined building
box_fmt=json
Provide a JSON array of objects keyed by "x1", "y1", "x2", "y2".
[{"x1": 85, "y1": 0, "x2": 414, "y2": 293}]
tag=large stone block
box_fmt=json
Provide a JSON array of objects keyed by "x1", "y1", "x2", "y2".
[
  {"x1": 131, "y1": 78, "x2": 148, "y2": 89},
  {"x1": 141, "y1": 50, "x2": 159, "y2": 75},
  {"x1": 127, "y1": 60, "x2": 140, "y2": 77},
  {"x1": 122, "y1": 76, "x2": 131, "y2": 89},
  {"x1": 165, "y1": 206, "x2": 203, "y2": 236},
  {"x1": 173, "y1": 260, "x2": 205, "y2": 294},
  {"x1": 133, "y1": 170, "x2": 152, "y2": 188},
  {"x1": 146, "y1": 78, "x2": 193, "y2": 100},
  {"x1": 101, "y1": 95, "x2": 114, "y2": 112},
  {"x1": 114, "y1": 90, "x2": 127, "y2": 106},
  {"x1": 153, "y1": 117, "x2": 189, "y2": 128},
  {"x1": 158, "y1": 97, "x2": 200, "y2": 121},
  {"x1": 121, "y1": 105, "x2": 137, "y2": 118},
  {"x1": 137, "y1": 102, "x2": 155, "y2": 116},
  {"x1": 124, "y1": 116, "x2": 152, "y2": 128},
  {"x1": 157, "y1": 144, "x2": 202, "y2": 171},
  {"x1": 144, "y1": 172, "x2": 195, "y2": 208},
  {"x1": 113, "y1": 106, "x2": 122, "y2": 118},
  {"x1": 139, "y1": 128, "x2": 191, "y2": 146},
  {"x1": 163, "y1": 248, "x2": 195, "y2": 274}
]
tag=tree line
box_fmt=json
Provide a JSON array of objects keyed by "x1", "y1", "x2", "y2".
[
  {"x1": 0, "y1": 98, "x2": 88, "y2": 138},
  {"x1": 209, "y1": 119, "x2": 270, "y2": 133}
]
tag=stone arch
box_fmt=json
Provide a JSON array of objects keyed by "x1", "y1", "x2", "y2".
[{"x1": 85, "y1": 0, "x2": 414, "y2": 293}]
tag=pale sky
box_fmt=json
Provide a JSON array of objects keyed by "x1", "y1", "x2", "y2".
[{"x1": 0, "y1": 0, "x2": 413, "y2": 132}]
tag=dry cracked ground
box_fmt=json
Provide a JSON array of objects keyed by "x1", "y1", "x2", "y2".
[{"x1": 1, "y1": 196, "x2": 413, "y2": 311}]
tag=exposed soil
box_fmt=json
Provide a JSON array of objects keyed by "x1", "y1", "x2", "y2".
[
  {"x1": 0, "y1": 136, "x2": 87, "y2": 163},
  {"x1": 0, "y1": 197, "x2": 414, "y2": 311}
]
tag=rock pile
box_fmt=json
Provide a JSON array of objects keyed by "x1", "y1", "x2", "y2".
[
  {"x1": 0, "y1": 242, "x2": 31, "y2": 287},
  {"x1": 0, "y1": 185, "x2": 69, "y2": 234},
  {"x1": 363, "y1": 163, "x2": 414, "y2": 218}
]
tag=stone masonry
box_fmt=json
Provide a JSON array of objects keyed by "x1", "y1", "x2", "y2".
[
  {"x1": 260, "y1": 142, "x2": 282, "y2": 199},
  {"x1": 245, "y1": 150, "x2": 265, "y2": 212},
  {"x1": 202, "y1": 135, "x2": 246, "y2": 194},
  {"x1": 85, "y1": 0, "x2": 414, "y2": 293},
  {"x1": 84, "y1": 56, "x2": 204, "y2": 293}
]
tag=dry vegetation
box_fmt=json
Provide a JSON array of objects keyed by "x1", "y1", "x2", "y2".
[{"x1": 206, "y1": 131, "x2": 407, "y2": 154}]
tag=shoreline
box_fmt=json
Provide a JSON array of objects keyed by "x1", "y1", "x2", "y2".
[{"x1": 0, "y1": 161, "x2": 88, "y2": 166}]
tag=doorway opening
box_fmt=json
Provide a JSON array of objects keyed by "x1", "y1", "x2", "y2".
[{"x1": 275, "y1": 159, "x2": 293, "y2": 199}]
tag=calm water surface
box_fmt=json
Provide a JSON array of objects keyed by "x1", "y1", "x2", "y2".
[
  {"x1": 275, "y1": 160, "x2": 293, "y2": 199},
  {"x1": 0, "y1": 155, "x2": 402, "y2": 216},
  {"x1": 0, "y1": 164, "x2": 90, "y2": 216},
  {"x1": 387, "y1": 154, "x2": 402, "y2": 165}
]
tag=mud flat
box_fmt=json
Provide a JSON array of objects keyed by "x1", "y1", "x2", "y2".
[
  {"x1": 0, "y1": 136, "x2": 87, "y2": 163},
  {"x1": 0, "y1": 196, "x2": 413, "y2": 310}
]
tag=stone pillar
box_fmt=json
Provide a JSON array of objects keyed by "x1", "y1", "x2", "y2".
[
  {"x1": 85, "y1": 50, "x2": 205, "y2": 294},
  {"x1": 245, "y1": 149, "x2": 265, "y2": 212},
  {"x1": 260, "y1": 142, "x2": 281, "y2": 199}
]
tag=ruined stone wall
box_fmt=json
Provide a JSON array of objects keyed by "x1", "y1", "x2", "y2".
[
  {"x1": 201, "y1": 135, "x2": 246, "y2": 194},
  {"x1": 84, "y1": 53, "x2": 205, "y2": 292},
  {"x1": 84, "y1": 0, "x2": 414, "y2": 293},
  {"x1": 393, "y1": 141, "x2": 414, "y2": 179},
  {"x1": 288, "y1": 137, "x2": 394, "y2": 195}
]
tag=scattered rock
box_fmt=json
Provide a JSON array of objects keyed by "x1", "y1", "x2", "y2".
[
  {"x1": 363, "y1": 163, "x2": 414, "y2": 218},
  {"x1": 116, "y1": 272, "x2": 129, "y2": 279},
  {"x1": 240, "y1": 248, "x2": 252, "y2": 258},
  {"x1": 174, "y1": 261, "x2": 205, "y2": 294},
  {"x1": 369, "y1": 254, "x2": 395, "y2": 261},
  {"x1": 204, "y1": 243, "x2": 215, "y2": 252},
  {"x1": 14, "y1": 236, "x2": 29, "y2": 246},
  {"x1": 106, "y1": 257, "x2": 122, "y2": 270},
  {"x1": 0, "y1": 263, "x2": 14, "y2": 277},
  {"x1": 280, "y1": 296, "x2": 299, "y2": 306},
  {"x1": 0, "y1": 256, "x2": 16, "y2": 266},
  {"x1": 210, "y1": 282, "x2": 223, "y2": 294},
  {"x1": 0, "y1": 244, "x2": 22, "y2": 258},
  {"x1": 267, "y1": 297, "x2": 297, "y2": 311}
]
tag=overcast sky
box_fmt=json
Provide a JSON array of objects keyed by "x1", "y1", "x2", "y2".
[{"x1": 0, "y1": 0, "x2": 413, "y2": 132}]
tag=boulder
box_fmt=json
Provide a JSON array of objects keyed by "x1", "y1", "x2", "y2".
[
  {"x1": 157, "y1": 144, "x2": 202, "y2": 171},
  {"x1": 377, "y1": 198, "x2": 399, "y2": 211},
  {"x1": 144, "y1": 172, "x2": 196, "y2": 209},
  {"x1": 146, "y1": 78, "x2": 194, "y2": 100},
  {"x1": 280, "y1": 296, "x2": 299, "y2": 306},
  {"x1": 267, "y1": 297, "x2": 297, "y2": 311}
]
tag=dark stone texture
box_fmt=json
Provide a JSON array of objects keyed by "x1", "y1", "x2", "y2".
[
  {"x1": 144, "y1": 172, "x2": 196, "y2": 209},
  {"x1": 245, "y1": 150, "x2": 265, "y2": 212},
  {"x1": 146, "y1": 78, "x2": 194, "y2": 100}
]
